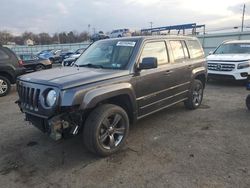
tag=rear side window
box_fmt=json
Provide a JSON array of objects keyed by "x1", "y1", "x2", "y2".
[
  {"x1": 0, "y1": 49, "x2": 9, "y2": 60},
  {"x1": 140, "y1": 41, "x2": 169, "y2": 65},
  {"x1": 169, "y1": 40, "x2": 189, "y2": 62},
  {"x1": 187, "y1": 40, "x2": 204, "y2": 59},
  {"x1": 21, "y1": 55, "x2": 33, "y2": 61}
]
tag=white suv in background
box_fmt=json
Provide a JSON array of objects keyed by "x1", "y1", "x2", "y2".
[
  {"x1": 109, "y1": 29, "x2": 132, "y2": 38},
  {"x1": 207, "y1": 40, "x2": 250, "y2": 80}
]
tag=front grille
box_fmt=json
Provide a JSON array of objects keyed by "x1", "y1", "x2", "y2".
[
  {"x1": 208, "y1": 63, "x2": 235, "y2": 71},
  {"x1": 208, "y1": 73, "x2": 235, "y2": 80},
  {"x1": 17, "y1": 84, "x2": 40, "y2": 111}
]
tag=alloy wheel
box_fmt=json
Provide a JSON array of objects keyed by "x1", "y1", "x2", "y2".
[
  {"x1": 98, "y1": 113, "x2": 126, "y2": 150},
  {"x1": 0, "y1": 79, "x2": 8, "y2": 95},
  {"x1": 193, "y1": 84, "x2": 203, "y2": 106}
]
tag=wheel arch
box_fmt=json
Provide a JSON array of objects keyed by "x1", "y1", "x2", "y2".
[
  {"x1": 80, "y1": 83, "x2": 137, "y2": 124},
  {"x1": 0, "y1": 71, "x2": 15, "y2": 84},
  {"x1": 192, "y1": 67, "x2": 207, "y2": 88},
  {"x1": 194, "y1": 74, "x2": 206, "y2": 88}
]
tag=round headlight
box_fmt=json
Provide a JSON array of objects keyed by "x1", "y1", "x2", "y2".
[{"x1": 46, "y1": 90, "x2": 57, "y2": 107}]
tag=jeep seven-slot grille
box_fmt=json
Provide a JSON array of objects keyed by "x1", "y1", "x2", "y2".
[
  {"x1": 208, "y1": 63, "x2": 235, "y2": 71},
  {"x1": 17, "y1": 84, "x2": 40, "y2": 111}
]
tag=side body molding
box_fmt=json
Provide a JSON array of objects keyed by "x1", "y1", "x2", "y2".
[{"x1": 80, "y1": 83, "x2": 137, "y2": 112}]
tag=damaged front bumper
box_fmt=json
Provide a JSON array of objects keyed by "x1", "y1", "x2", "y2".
[{"x1": 25, "y1": 112, "x2": 81, "y2": 141}]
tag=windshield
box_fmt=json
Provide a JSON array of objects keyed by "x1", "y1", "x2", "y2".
[
  {"x1": 214, "y1": 43, "x2": 250, "y2": 54},
  {"x1": 75, "y1": 40, "x2": 136, "y2": 69}
]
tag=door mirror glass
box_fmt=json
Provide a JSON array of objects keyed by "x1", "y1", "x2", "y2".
[{"x1": 139, "y1": 57, "x2": 158, "y2": 70}]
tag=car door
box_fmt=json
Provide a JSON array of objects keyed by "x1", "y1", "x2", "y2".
[
  {"x1": 165, "y1": 40, "x2": 193, "y2": 101},
  {"x1": 135, "y1": 40, "x2": 176, "y2": 117},
  {"x1": 22, "y1": 55, "x2": 37, "y2": 69}
]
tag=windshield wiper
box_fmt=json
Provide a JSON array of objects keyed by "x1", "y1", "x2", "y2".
[{"x1": 78, "y1": 63, "x2": 104, "y2": 69}]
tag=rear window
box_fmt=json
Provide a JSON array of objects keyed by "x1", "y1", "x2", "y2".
[
  {"x1": 0, "y1": 49, "x2": 9, "y2": 60},
  {"x1": 187, "y1": 40, "x2": 204, "y2": 59}
]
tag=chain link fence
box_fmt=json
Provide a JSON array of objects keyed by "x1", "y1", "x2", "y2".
[{"x1": 5, "y1": 42, "x2": 91, "y2": 55}]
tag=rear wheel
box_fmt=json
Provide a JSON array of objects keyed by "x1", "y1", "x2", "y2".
[
  {"x1": 246, "y1": 94, "x2": 250, "y2": 110},
  {"x1": 0, "y1": 76, "x2": 11, "y2": 97},
  {"x1": 35, "y1": 64, "x2": 45, "y2": 71},
  {"x1": 184, "y1": 79, "x2": 204, "y2": 110},
  {"x1": 83, "y1": 104, "x2": 129, "y2": 157}
]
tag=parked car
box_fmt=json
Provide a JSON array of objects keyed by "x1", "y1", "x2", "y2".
[
  {"x1": 0, "y1": 46, "x2": 25, "y2": 97},
  {"x1": 62, "y1": 48, "x2": 86, "y2": 66},
  {"x1": 59, "y1": 50, "x2": 74, "y2": 61},
  {"x1": 207, "y1": 40, "x2": 250, "y2": 81},
  {"x1": 109, "y1": 29, "x2": 132, "y2": 38},
  {"x1": 246, "y1": 75, "x2": 250, "y2": 110},
  {"x1": 37, "y1": 49, "x2": 54, "y2": 59},
  {"x1": 37, "y1": 49, "x2": 62, "y2": 64},
  {"x1": 90, "y1": 32, "x2": 109, "y2": 42},
  {"x1": 16, "y1": 36, "x2": 207, "y2": 156},
  {"x1": 19, "y1": 54, "x2": 52, "y2": 71}
]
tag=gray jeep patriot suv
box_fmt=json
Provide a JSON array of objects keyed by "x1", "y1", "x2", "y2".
[{"x1": 16, "y1": 36, "x2": 207, "y2": 156}]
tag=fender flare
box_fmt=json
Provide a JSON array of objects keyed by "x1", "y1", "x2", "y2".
[{"x1": 79, "y1": 83, "x2": 137, "y2": 112}]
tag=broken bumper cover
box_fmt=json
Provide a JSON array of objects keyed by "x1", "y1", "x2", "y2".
[{"x1": 25, "y1": 113, "x2": 79, "y2": 141}]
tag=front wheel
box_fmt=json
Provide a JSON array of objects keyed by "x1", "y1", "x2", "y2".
[
  {"x1": 184, "y1": 79, "x2": 204, "y2": 110},
  {"x1": 0, "y1": 76, "x2": 11, "y2": 97},
  {"x1": 83, "y1": 104, "x2": 129, "y2": 157},
  {"x1": 246, "y1": 94, "x2": 250, "y2": 110}
]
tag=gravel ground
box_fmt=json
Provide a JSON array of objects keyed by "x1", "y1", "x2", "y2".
[{"x1": 0, "y1": 81, "x2": 250, "y2": 188}]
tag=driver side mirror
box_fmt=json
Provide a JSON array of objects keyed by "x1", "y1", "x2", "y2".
[
  {"x1": 208, "y1": 51, "x2": 213, "y2": 55},
  {"x1": 138, "y1": 57, "x2": 158, "y2": 70}
]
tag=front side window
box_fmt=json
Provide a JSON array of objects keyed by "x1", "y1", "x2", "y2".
[
  {"x1": 214, "y1": 43, "x2": 250, "y2": 54},
  {"x1": 75, "y1": 40, "x2": 136, "y2": 69},
  {"x1": 0, "y1": 49, "x2": 9, "y2": 60},
  {"x1": 140, "y1": 41, "x2": 168, "y2": 66}
]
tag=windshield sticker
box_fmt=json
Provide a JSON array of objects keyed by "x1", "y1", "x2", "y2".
[
  {"x1": 240, "y1": 45, "x2": 250, "y2": 48},
  {"x1": 116, "y1": 41, "x2": 136, "y2": 47},
  {"x1": 112, "y1": 64, "x2": 121, "y2": 68}
]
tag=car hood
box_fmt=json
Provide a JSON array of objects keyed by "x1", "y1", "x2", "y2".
[
  {"x1": 207, "y1": 54, "x2": 250, "y2": 62},
  {"x1": 19, "y1": 67, "x2": 130, "y2": 89}
]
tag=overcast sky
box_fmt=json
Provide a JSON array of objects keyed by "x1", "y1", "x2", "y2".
[{"x1": 0, "y1": 0, "x2": 249, "y2": 35}]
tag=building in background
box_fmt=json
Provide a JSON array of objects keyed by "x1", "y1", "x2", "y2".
[{"x1": 24, "y1": 39, "x2": 34, "y2": 46}]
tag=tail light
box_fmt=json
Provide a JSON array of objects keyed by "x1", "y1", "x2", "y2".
[{"x1": 18, "y1": 60, "x2": 24, "y2": 67}]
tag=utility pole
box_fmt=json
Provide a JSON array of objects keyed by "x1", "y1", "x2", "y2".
[
  {"x1": 149, "y1": 22, "x2": 153, "y2": 35},
  {"x1": 241, "y1": 4, "x2": 246, "y2": 32},
  {"x1": 88, "y1": 24, "x2": 91, "y2": 35}
]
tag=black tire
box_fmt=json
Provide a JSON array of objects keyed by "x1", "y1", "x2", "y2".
[
  {"x1": 0, "y1": 76, "x2": 11, "y2": 97},
  {"x1": 184, "y1": 79, "x2": 204, "y2": 110},
  {"x1": 83, "y1": 104, "x2": 129, "y2": 157},
  {"x1": 35, "y1": 64, "x2": 45, "y2": 71},
  {"x1": 246, "y1": 94, "x2": 250, "y2": 110}
]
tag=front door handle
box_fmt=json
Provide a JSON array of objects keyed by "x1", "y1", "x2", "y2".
[{"x1": 188, "y1": 65, "x2": 194, "y2": 69}]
